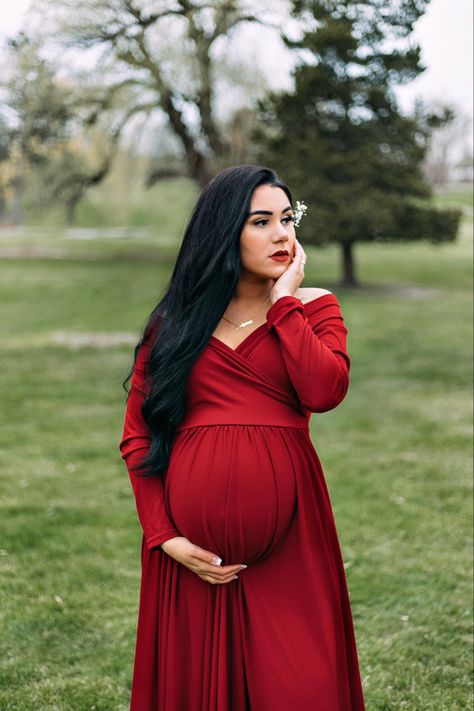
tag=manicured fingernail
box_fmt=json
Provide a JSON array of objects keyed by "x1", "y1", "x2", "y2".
[
  {"x1": 213, "y1": 557, "x2": 222, "y2": 565},
  {"x1": 232, "y1": 575, "x2": 238, "y2": 580},
  {"x1": 240, "y1": 565, "x2": 247, "y2": 569}
]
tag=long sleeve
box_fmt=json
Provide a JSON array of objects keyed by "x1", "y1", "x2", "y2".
[
  {"x1": 119, "y1": 333, "x2": 180, "y2": 551},
  {"x1": 266, "y1": 294, "x2": 351, "y2": 413}
]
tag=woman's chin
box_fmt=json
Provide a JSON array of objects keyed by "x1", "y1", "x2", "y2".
[
  {"x1": 241, "y1": 263, "x2": 290, "y2": 281},
  {"x1": 267, "y1": 260, "x2": 291, "y2": 274}
]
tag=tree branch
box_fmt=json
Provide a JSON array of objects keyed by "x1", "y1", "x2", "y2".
[{"x1": 121, "y1": 0, "x2": 187, "y2": 29}]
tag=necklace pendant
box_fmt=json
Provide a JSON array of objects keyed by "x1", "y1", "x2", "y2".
[{"x1": 237, "y1": 319, "x2": 253, "y2": 329}]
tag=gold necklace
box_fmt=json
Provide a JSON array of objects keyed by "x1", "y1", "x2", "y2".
[{"x1": 222, "y1": 292, "x2": 272, "y2": 330}]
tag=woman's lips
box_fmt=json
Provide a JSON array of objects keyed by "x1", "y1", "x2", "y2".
[{"x1": 270, "y1": 254, "x2": 289, "y2": 262}]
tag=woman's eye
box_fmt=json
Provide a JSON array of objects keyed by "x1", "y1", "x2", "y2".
[{"x1": 254, "y1": 216, "x2": 294, "y2": 227}]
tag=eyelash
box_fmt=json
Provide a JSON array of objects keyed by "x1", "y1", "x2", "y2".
[{"x1": 254, "y1": 216, "x2": 294, "y2": 227}]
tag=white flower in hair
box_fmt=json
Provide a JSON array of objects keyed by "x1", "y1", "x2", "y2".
[{"x1": 292, "y1": 200, "x2": 308, "y2": 227}]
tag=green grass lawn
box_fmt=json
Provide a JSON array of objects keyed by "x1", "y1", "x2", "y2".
[{"x1": 0, "y1": 185, "x2": 472, "y2": 709}]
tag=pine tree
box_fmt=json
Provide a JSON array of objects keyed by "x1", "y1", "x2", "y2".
[{"x1": 254, "y1": 0, "x2": 462, "y2": 287}]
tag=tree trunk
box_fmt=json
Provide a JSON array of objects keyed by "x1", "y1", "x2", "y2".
[
  {"x1": 12, "y1": 153, "x2": 25, "y2": 226},
  {"x1": 65, "y1": 200, "x2": 76, "y2": 226},
  {"x1": 339, "y1": 241, "x2": 359, "y2": 287},
  {"x1": 64, "y1": 189, "x2": 82, "y2": 226},
  {"x1": 185, "y1": 149, "x2": 214, "y2": 188}
]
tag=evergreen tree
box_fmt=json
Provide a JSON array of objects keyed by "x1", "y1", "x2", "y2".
[{"x1": 254, "y1": 0, "x2": 462, "y2": 287}]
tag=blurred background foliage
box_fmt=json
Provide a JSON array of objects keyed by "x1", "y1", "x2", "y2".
[{"x1": 0, "y1": 0, "x2": 471, "y2": 284}]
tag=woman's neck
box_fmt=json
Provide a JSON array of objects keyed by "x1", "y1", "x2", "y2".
[{"x1": 231, "y1": 276, "x2": 274, "y2": 306}]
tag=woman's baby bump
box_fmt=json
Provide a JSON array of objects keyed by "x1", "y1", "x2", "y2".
[{"x1": 165, "y1": 425, "x2": 297, "y2": 565}]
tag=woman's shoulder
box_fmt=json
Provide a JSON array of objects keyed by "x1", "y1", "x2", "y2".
[{"x1": 296, "y1": 287, "x2": 333, "y2": 305}]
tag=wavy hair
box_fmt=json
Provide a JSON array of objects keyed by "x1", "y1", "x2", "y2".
[{"x1": 122, "y1": 164, "x2": 293, "y2": 477}]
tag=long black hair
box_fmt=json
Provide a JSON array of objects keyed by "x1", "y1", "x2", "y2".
[{"x1": 122, "y1": 164, "x2": 293, "y2": 477}]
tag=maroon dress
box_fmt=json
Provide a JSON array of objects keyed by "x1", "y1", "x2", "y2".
[{"x1": 119, "y1": 293, "x2": 366, "y2": 710}]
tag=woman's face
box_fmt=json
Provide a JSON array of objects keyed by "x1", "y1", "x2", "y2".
[{"x1": 240, "y1": 184, "x2": 296, "y2": 279}]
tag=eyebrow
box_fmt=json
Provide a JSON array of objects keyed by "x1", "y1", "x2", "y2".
[{"x1": 247, "y1": 205, "x2": 293, "y2": 217}]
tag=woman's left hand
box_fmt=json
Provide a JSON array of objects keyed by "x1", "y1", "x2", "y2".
[{"x1": 269, "y1": 237, "x2": 307, "y2": 304}]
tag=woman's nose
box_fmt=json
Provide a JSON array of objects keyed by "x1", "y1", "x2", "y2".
[{"x1": 275, "y1": 222, "x2": 289, "y2": 238}]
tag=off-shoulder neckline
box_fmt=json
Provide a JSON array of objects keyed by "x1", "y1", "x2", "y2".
[{"x1": 209, "y1": 292, "x2": 337, "y2": 354}]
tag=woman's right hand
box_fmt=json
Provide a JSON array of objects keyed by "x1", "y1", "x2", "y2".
[
  {"x1": 160, "y1": 536, "x2": 247, "y2": 584},
  {"x1": 269, "y1": 237, "x2": 307, "y2": 304}
]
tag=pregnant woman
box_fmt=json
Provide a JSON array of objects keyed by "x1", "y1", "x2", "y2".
[{"x1": 119, "y1": 164, "x2": 366, "y2": 710}]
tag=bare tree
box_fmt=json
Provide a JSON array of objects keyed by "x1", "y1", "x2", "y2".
[
  {"x1": 423, "y1": 101, "x2": 473, "y2": 187},
  {"x1": 0, "y1": 33, "x2": 131, "y2": 224},
  {"x1": 31, "y1": 0, "x2": 289, "y2": 188}
]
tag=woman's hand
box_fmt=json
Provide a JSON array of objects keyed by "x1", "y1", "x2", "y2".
[
  {"x1": 270, "y1": 237, "x2": 307, "y2": 304},
  {"x1": 160, "y1": 536, "x2": 247, "y2": 584}
]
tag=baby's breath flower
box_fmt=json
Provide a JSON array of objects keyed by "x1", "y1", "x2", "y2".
[{"x1": 292, "y1": 200, "x2": 308, "y2": 227}]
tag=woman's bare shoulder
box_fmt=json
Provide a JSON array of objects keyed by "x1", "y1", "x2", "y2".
[{"x1": 296, "y1": 287, "x2": 333, "y2": 304}]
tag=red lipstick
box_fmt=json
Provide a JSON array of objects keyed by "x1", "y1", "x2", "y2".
[{"x1": 270, "y1": 249, "x2": 289, "y2": 262}]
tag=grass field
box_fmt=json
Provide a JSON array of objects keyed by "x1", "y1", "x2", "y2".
[{"x1": 0, "y1": 184, "x2": 472, "y2": 709}]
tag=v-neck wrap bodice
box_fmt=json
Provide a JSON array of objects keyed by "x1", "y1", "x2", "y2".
[
  {"x1": 175, "y1": 338, "x2": 310, "y2": 430},
  {"x1": 175, "y1": 293, "x2": 350, "y2": 432}
]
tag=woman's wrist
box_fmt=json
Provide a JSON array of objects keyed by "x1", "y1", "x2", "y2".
[{"x1": 270, "y1": 291, "x2": 296, "y2": 305}]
